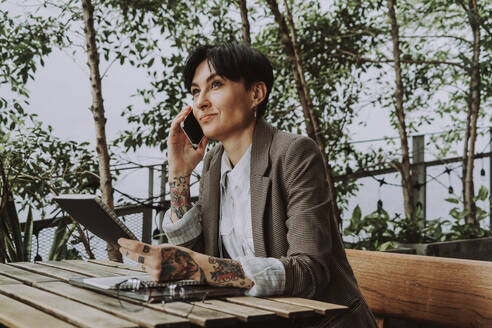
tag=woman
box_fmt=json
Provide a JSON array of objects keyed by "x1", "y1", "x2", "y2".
[{"x1": 118, "y1": 43, "x2": 377, "y2": 327}]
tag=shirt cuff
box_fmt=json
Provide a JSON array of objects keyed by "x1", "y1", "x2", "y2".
[
  {"x1": 238, "y1": 256, "x2": 286, "y2": 297},
  {"x1": 161, "y1": 206, "x2": 202, "y2": 245}
]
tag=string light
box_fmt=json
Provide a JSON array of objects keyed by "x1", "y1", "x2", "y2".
[
  {"x1": 444, "y1": 167, "x2": 454, "y2": 194},
  {"x1": 34, "y1": 234, "x2": 42, "y2": 261}
]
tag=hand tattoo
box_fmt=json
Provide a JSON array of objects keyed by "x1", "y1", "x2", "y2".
[
  {"x1": 208, "y1": 257, "x2": 246, "y2": 285},
  {"x1": 159, "y1": 248, "x2": 206, "y2": 283}
]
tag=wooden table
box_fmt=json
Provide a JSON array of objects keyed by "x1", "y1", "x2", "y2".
[{"x1": 0, "y1": 260, "x2": 347, "y2": 328}]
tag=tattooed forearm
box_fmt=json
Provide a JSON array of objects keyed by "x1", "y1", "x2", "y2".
[
  {"x1": 159, "y1": 248, "x2": 206, "y2": 283},
  {"x1": 169, "y1": 175, "x2": 192, "y2": 222},
  {"x1": 207, "y1": 257, "x2": 251, "y2": 288}
]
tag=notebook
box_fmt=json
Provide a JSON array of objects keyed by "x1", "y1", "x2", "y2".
[
  {"x1": 77, "y1": 274, "x2": 199, "y2": 290},
  {"x1": 69, "y1": 276, "x2": 245, "y2": 302},
  {"x1": 53, "y1": 194, "x2": 137, "y2": 245}
]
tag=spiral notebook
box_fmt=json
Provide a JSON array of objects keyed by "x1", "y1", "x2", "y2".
[
  {"x1": 53, "y1": 194, "x2": 137, "y2": 245},
  {"x1": 69, "y1": 275, "x2": 245, "y2": 302},
  {"x1": 76, "y1": 275, "x2": 199, "y2": 290}
]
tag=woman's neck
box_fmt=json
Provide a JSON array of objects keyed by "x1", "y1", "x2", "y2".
[{"x1": 221, "y1": 121, "x2": 255, "y2": 167}]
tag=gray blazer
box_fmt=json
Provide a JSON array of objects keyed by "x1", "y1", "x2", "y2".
[{"x1": 183, "y1": 118, "x2": 376, "y2": 327}]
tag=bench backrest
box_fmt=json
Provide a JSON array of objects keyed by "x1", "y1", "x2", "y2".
[{"x1": 346, "y1": 249, "x2": 492, "y2": 327}]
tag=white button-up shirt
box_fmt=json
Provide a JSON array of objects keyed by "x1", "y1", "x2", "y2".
[{"x1": 219, "y1": 146, "x2": 255, "y2": 258}]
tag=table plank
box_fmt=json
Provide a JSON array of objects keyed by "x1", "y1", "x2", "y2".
[
  {"x1": 0, "y1": 284, "x2": 137, "y2": 328},
  {"x1": 65, "y1": 260, "x2": 142, "y2": 276},
  {"x1": 34, "y1": 281, "x2": 189, "y2": 328},
  {"x1": 225, "y1": 296, "x2": 314, "y2": 319},
  {"x1": 9, "y1": 262, "x2": 89, "y2": 281},
  {"x1": 148, "y1": 301, "x2": 238, "y2": 327},
  {"x1": 88, "y1": 259, "x2": 145, "y2": 272},
  {"x1": 0, "y1": 293, "x2": 76, "y2": 328},
  {"x1": 0, "y1": 263, "x2": 58, "y2": 285},
  {"x1": 38, "y1": 260, "x2": 123, "y2": 277},
  {"x1": 0, "y1": 273, "x2": 22, "y2": 285},
  {"x1": 193, "y1": 299, "x2": 277, "y2": 323},
  {"x1": 267, "y1": 297, "x2": 347, "y2": 315}
]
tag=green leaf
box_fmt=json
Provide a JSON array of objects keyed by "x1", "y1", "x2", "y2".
[
  {"x1": 48, "y1": 222, "x2": 67, "y2": 260},
  {"x1": 478, "y1": 186, "x2": 488, "y2": 201},
  {"x1": 22, "y1": 207, "x2": 34, "y2": 262},
  {"x1": 49, "y1": 223, "x2": 76, "y2": 261},
  {"x1": 352, "y1": 205, "x2": 362, "y2": 223},
  {"x1": 5, "y1": 197, "x2": 23, "y2": 261},
  {"x1": 444, "y1": 198, "x2": 459, "y2": 204},
  {"x1": 378, "y1": 241, "x2": 396, "y2": 251}
]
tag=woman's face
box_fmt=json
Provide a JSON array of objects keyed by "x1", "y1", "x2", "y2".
[{"x1": 190, "y1": 60, "x2": 256, "y2": 142}]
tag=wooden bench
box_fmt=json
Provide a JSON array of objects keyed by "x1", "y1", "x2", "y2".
[{"x1": 346, "y1": 249, "x2": 492, "y2": 327}]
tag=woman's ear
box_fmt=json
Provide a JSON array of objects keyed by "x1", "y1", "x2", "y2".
[{"x1": 250, "y1": 81, "x2": 267, "y2": 108}]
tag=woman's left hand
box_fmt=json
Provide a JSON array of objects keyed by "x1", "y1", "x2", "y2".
[{"x1": 117, "y1": 238, "x2": 206, "y2": 283}]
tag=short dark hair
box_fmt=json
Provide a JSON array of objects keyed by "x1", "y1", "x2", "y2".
[{"x1": 183, "y1": 43, "x2": 274, "y2": 117}]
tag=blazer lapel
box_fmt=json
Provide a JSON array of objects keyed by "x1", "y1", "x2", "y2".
[
  {"x1": 201, "y1": 146, "x2": 223, "y2": 257},
  {"x1": 250, "y1": 118, "x2": 275, "y2": 257}
]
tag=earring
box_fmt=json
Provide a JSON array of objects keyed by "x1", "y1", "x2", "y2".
[{"x1": 253, "y1": 106, "x2": 257, "y2": 118}]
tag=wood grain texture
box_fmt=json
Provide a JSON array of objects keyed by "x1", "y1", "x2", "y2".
[
  {"x1": 0, "y1": 293, "x2": 76, "y2": 328},
  {"x1": 225, "y1": 296, "x2": 314, "y2": 319},
  {"x1": 346, "y1": 249, "x2": 492, "y2": 327},
  {"x1": 37, "y1": 260, "x2": 123, "y2": 277},
  {"x1": 9, "y1": 262, "x2": 89, "y2": 281},
  {"x1": 0, "y1": 284, "x2": 136, "y2": 328},
  {"x1": 193, "y1": 299, "x2": 277, "y2": 323},
  {"x1": 0, "y1": 263, "x2": 58, "y2": 285},
  {"x1": 148, "y1": 301, "x2": 238, "y2": 327},
  {"x1": 34, "y1": 281, "x2": 189, "y2": 328},
  {"x1": 267, "y1": 297, "x2": 347, "y2": 315},
  {"x1": 64, "y1": 259, "x2": 141, "y2": 276},
  {"x1": 0, "y1": 273, "x2": 22, "y2": 285}
]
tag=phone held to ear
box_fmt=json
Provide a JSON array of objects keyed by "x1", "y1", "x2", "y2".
[{"x1": 180, "y1": 110, "x2": 204, "y2": 149}]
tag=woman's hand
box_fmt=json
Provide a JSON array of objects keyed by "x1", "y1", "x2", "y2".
[
  {"x1": 118, "y1": 238, "x2": 254, "y2": 289},
  {"x1": 118, "y1": 238, "x2": 206, "y2": 283},
  {"x1": 167, "y1": 106, "x2": 208, "y2": 177}
]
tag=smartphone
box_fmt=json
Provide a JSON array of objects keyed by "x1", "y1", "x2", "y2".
[{"x1": 180, "y1": 109, "x2": 204, "y2": 149}]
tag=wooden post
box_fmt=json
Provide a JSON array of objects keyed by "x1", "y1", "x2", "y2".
[
  {"x1": 159, "y1": 163, "x2": 168, "y2": 244},
  {"x1": 411, "y1": 135, "x2": 426, "y2": 220},
  {"x1": 141, "y1": 166, "x2": 153, "y2": 244}
]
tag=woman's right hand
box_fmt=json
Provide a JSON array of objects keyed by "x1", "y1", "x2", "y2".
[{"x1": 167, "y1": 106, "x2": 208, "y2": 177}]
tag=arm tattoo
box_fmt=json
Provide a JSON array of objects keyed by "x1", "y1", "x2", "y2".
[
  {"x1": 169, "y1": 175, "x2": 191, "y2": 220},
  {"x1": 208, "y1": 257, "x2": 246, "y2": 286},
  {"x1": 159, "y1": 248, "x2": 206, "y2": 283}
]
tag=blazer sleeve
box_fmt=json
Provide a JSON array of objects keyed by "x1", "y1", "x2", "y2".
[{"x1": 278, "y1": 136, "x2": 334, "y2": 298}]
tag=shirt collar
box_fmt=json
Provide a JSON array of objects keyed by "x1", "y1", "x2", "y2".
[{"x1": 220, "y1": 145, "x2": 252, "y2": 189}]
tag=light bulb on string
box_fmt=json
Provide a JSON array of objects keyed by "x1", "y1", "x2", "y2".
[
  {"x1": 377, "y1": 178, "x2": 385, "y2": 210},
  {"x1": 445, "y1": 167, "x2": 453, "y2": 194},
  {"x1": 34, "y1": 234, "x2": 42, "y2": 262}
]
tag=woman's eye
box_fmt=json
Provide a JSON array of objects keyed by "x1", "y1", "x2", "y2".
[
  {"x1": 191, "y1": 89, "x2": 199, "y2": 96},
  {"x1": 211, "y1": 80, "x2": 222, "y2": 88}
]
